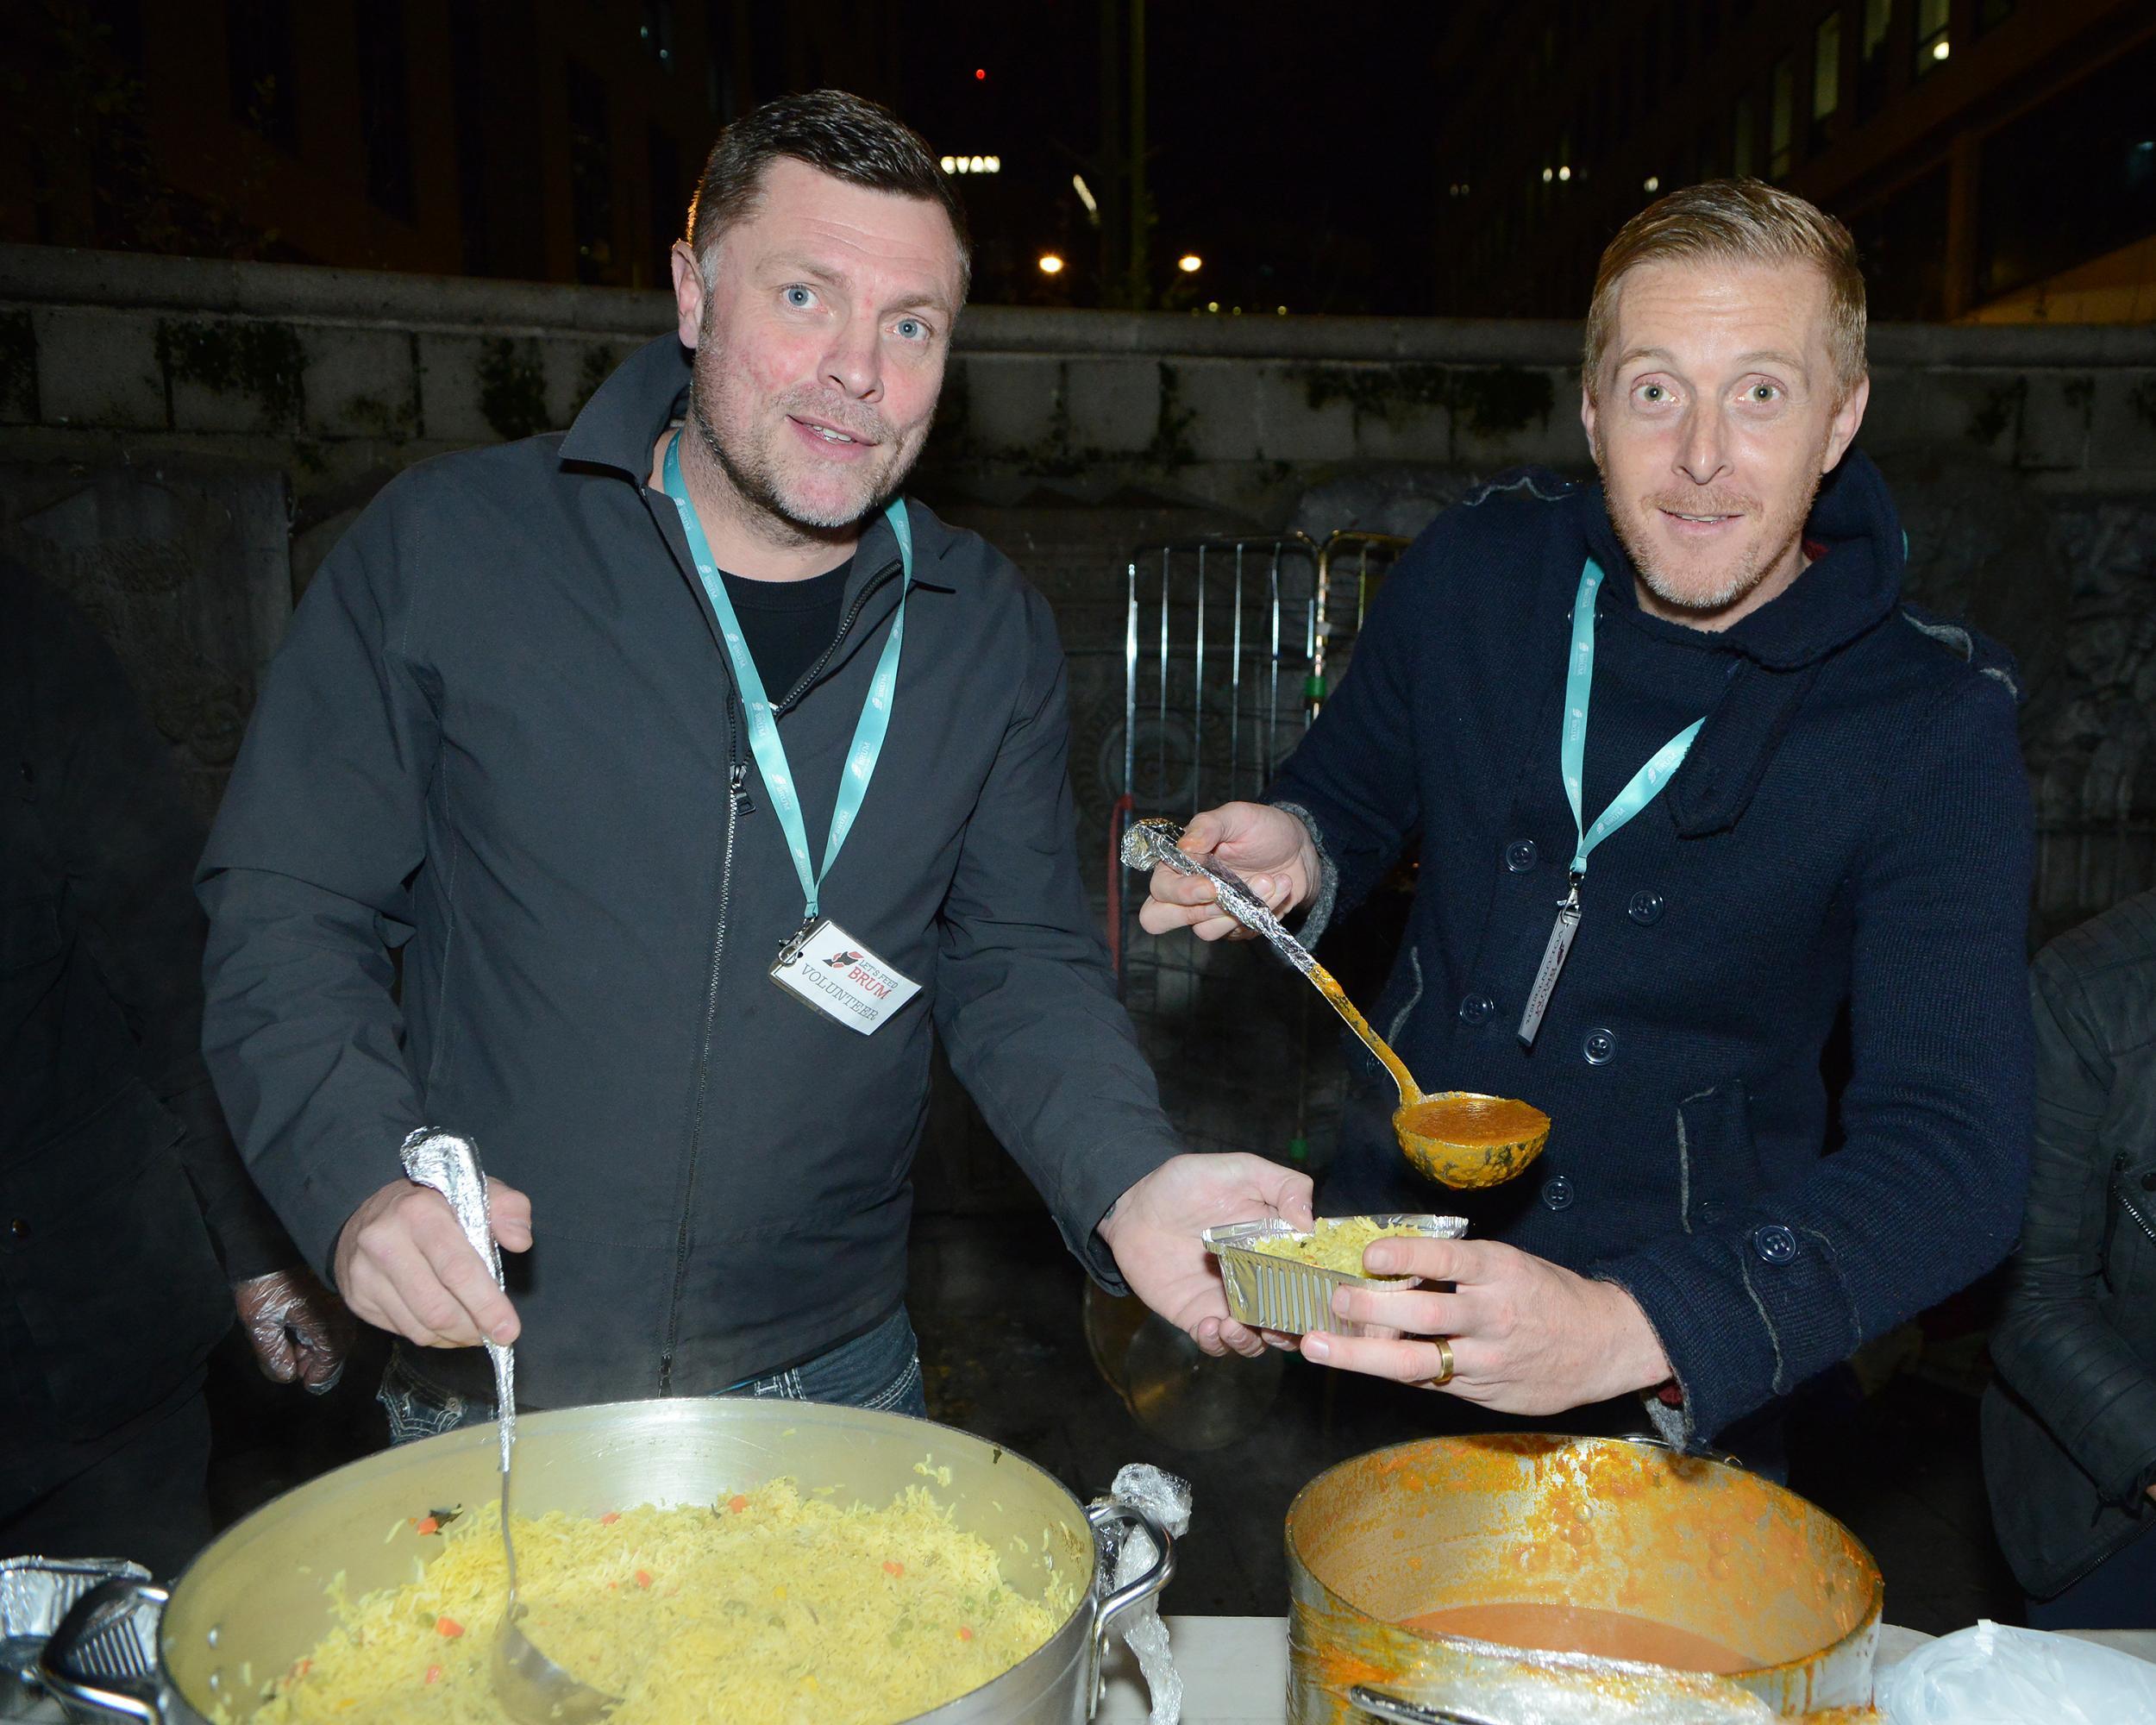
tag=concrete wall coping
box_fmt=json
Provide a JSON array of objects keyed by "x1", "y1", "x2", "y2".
[{"x1": 7, "y1": 242, "x2": 2156, "y2": 369}]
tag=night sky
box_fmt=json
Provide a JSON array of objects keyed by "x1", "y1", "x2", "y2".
[{"x1": 898, "y1": 3, "x2": 1445, "y2": 315}]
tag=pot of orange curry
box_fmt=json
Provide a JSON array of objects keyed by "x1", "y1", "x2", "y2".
[{"x1": 1287, "y1": 1433, "x2": 1882, "y2": 1722}]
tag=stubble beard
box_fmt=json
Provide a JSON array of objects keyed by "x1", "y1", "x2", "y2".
[
  {"x1": 686, "y1": 350, "x2": 925, "y2": 544},
  {"x1": 1595, "y1": 442, "x2": 1825, "y2": 619}
]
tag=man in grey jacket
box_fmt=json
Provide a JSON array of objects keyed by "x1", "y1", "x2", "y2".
[{"x1": 198, "y1": 91, "x2": 1307, "y2": 1433}]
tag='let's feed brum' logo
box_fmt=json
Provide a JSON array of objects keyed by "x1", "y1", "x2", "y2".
[{"x1": 825, "y1": 950, "x2": 863, "y2": 969}]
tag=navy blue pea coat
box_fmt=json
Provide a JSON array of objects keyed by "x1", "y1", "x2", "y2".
[{"x1": 1272, "y1": 454, "x2": 2034, "y2": 1445}]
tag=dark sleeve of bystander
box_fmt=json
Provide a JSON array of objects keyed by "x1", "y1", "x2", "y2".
[
  {"x1": 1990, "y1": 934, "x2": 2156, "y2": 1507},
  {"x1": 25, "y1": 562, "x2": 297, "y2": 1283}
]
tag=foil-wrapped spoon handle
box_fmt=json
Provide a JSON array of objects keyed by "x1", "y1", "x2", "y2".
[
  {"x1": 398, "y1": 1131, "x2": 619, "y2": 1722},
  {"x1": 1121, "y1": 816, "x2": 1421, "y2": 1103},
  {"x1": 1119, "y1": 816, "x2": 1319, "y2": 975}
]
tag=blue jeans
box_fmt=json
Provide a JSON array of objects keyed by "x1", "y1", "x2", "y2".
[{"x1": 378, "y1": 1306, "x2": 928, "y2": 1446}]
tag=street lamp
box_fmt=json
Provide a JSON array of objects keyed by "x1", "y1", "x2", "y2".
[
  {"x1": 1037, "y1": 253, "x2": 1066, "y2": 275},
  {"x1": 1177, "y1": 254, "x2": 1202, "y2": 273}
]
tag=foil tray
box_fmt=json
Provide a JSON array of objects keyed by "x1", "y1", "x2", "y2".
[
  {"x1": 1202, "y1": 1214, "x2": 1467, "y2": 1337},
  {"x1": 1, "y1": 1558, "x2": 151, "y2": 1718}
]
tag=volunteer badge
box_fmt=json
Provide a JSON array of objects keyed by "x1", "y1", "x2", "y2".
[{"x1": 770, "y1": 920, "x2": 921, "y2": 1034}]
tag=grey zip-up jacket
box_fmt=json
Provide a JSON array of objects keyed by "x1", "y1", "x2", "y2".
[{"x1": 198, "y1": 335, "x2": 1181, "y2": 1408}]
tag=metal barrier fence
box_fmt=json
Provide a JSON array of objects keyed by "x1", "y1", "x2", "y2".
[{"x1": 1109, "y1": 530, "x2": 1409, "y2": 1163}]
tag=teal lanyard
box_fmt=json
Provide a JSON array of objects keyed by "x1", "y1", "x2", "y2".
[
  {"x1": 661, "y1": 432, "x2": 912, "y2": 935},
  {"x1": 1518, "y1": 558, "x2": 1705, "y2": 1047},
  {"x1": 1561, "y1": 558, "x2": 1705, "y2": 877}
]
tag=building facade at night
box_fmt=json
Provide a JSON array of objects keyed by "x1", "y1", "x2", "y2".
[
  {"x1": 2, "y1": 0, "x2": 899, "y2": 290},
  {"x1": 1430, "y1": 0, "x2": 2156, "y2": 323}
]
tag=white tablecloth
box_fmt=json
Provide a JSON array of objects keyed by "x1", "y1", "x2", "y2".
[
  {"x1": 14, "y1": 1614, "x2": 2153, "y2": 1720},
  {"x1": 1094, "y1": 1615, "x2": 2156, "y2": 1722}
]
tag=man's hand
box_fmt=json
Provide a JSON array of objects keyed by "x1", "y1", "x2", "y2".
[
  {"x1": 1099, "y1": 1153, "x2": 1314, "y2": 1359},
  {"x1": 232, "y1": 1268, "x2": 359, "y2": 1391},
  {"x1": 1138, "y1": 802, "x2": 1319, "y2": 943},
  {"x1": 1300, "y1": 1236, "x2": 1674, "y2": 1415},
  {"x1": 333, "y1": 1176, "x2": 533, "y2": 1348}
]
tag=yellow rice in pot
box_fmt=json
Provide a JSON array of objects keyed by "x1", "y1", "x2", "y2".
[{"x1": 233, "y1": 1479, "x2": 1080, "y2": 1724}]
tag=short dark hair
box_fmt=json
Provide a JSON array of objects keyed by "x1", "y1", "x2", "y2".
[{"x1": 686, "y1": 89, "x2": 970, "y2": 300}]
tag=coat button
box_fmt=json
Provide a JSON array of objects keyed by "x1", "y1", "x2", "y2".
[
  {"x1": 1505, "y1": 839, "x2": 1539, "y2": 873},
  {"x1": 1583, "y1": 1027, "x2": 1616, "y2": 1065},
  {"x1": 16, "y1": 763, "x2": 30, "y2": 786},
  {"x1": 8, "y1": 1218, "x2": 28, "y2": 1240},
  {"x1": 1541, "y1": 1175, "x2": 1574, "y2": 1211},
  {"x1": 2142, "y1": 1171, "x2": 2156, "y2": 1192},
  {"x1": 1752, "y1": 1224, "x2": 1798, "y2": 1264},
  {"x1": 1458, "y1": 993, "x2": 1495, "y2": 1026},
  {"x1": 1627, "y1": 889, "x2": 1664, "y2": 925}
]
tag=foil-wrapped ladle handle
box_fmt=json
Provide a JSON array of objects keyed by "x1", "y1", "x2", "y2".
[
  {"x1": 1121, "y1": 816, "x2": 1423, "y2": 1104},
  {"x1": 1119, "y1": 816, "x2": 1321, "y2": 976}
]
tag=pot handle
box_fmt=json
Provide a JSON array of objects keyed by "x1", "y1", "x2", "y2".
[
  {"x1": 1349, "y1": 1684, "x2": 1509, "y2": 1725},
  {"x1": 35, "y1": 1574, "x2": 170, "y2": 1722},
  {"x1": 1619, "y1": 1430, "x2": 1746, "y2": 1470},
  {"x1": 1082, "y1": 1499, "x2": 1176, "y2": 1720}
]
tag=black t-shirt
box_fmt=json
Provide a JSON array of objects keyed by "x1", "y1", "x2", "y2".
[{"x1": 720, "y1": 558, "x2": 852, "y2": 702}]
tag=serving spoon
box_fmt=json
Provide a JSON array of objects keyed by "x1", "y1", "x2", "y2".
[
  {"x1": 1120, "y1": 817, "x2": 1547, "y2": 1189},
  {"x1": 400, "y1": 1132, "x2": 620, "y2": 1724}
]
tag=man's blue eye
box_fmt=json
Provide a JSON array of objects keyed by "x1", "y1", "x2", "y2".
[
  {"x1": 897, "y1": 319, "x2": 924, "y2": 340},
  {"x1": 785, "y1": 286, "x2": 813, "y2": 307}
]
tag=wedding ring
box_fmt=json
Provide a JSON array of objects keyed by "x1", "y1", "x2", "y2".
[{"x1": 1430, "y1": 1335, "x2": 1457, "y2": 1387}]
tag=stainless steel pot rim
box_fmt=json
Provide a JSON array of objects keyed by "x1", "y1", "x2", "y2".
[
  {"x1": 1282, "y1": 1430, "x2": 1885, "y2": 1684},
  {"x1": 43, "y1": 1397, "x2": 1175, "y2": 1725}
]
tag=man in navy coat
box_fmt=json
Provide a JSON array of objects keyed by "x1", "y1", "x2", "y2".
[{"x1": 1142, "y1": 180, "x2": 2034, "y2": 1452}]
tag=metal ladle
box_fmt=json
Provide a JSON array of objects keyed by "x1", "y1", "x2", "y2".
[
  {"x1": 400, "y1": 1132, "x2": 620, "y2": 1724},
  {"x1": 1120, "y1": 817, "x2": 1547, "y2": 1189}
]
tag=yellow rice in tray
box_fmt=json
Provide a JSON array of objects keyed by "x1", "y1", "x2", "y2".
[
  {"x1": 1245, "y1": 1217, "x2": 1425, "y2": 1276},
  {"x1": 235, "y1": 1479, "x2": 1079, "y2": 1725}
]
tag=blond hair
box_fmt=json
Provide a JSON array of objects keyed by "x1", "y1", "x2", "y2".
[{"x1": 1583, "y1": 179, "x2": 1867, "y2": 397}]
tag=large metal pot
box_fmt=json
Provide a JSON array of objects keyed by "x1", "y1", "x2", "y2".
[
  {"x1": 1287, "y1": 1433, "x2": 1882, "y2": 1722},
  {"x1": 40, "y1": 1398, "x2": 1171, "y2": 1723}
]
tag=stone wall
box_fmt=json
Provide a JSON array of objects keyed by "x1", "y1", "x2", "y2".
[{"x1": 3, "y1": 242, "x2": 2154, "y2": 942}]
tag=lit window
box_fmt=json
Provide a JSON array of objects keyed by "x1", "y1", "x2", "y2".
[
  {"x1": 1770, "y1": 54, "x2": 1796, "y2": 175},
  {"x1": 1915, "y1": 0, "x2": 1950, "y2": 76},
  {"x1": 1863, "y1": 0, "x2": 1892, "y2": 59},
  {"x1": 1858, "y1": 0, "x2": 1894, "y2": 119},
  {"x1": 1813, "y1": 13, "x2": 1841, "y2": 122}
]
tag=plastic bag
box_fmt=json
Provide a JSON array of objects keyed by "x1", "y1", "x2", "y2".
[
  {"x1": 1104, "y1": 1463, "x2": 1193, "y2": 1725},
  {"x1": 1876, "y1": 1619, "x2": 2156, "y2": 1724}
]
